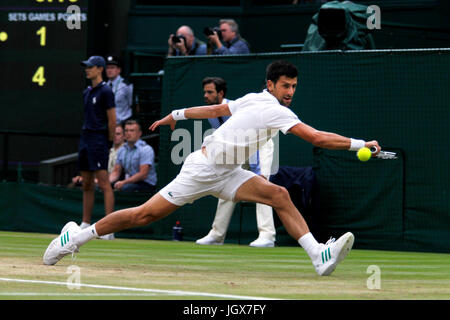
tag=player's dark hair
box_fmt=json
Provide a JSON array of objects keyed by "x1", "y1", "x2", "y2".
[
  {"x1": 202, "y1": 77, "x2": 227, "y2": 97},
  {"x1": 266, "y1": 60, "x2": 298, "y2": 84}
]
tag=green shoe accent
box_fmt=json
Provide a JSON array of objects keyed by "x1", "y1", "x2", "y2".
[{"x1": 61, "y1": 231, "x2": 69, "y2": 247}]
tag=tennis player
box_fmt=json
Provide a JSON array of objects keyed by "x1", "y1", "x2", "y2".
[{"x1": 44, "y1": 60, "x2": 380, "y2": 276}]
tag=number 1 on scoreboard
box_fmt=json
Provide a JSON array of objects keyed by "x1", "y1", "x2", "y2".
[{"x1": 36, "y1": 26, "x2": 46, "y2": 46}]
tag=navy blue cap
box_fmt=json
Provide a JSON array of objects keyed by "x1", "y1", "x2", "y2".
[{"x1": 81, "y1": 56, "x2": 106, "y2": 68}]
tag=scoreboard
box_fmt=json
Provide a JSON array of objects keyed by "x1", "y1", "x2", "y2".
[{"x1": 0, "y1": 0, "x2": 88, "y2": 134}]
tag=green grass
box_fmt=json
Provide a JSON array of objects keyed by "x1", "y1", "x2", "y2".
[{"x1": 0, "y1": 231, "x2": 449, "y2": 300}]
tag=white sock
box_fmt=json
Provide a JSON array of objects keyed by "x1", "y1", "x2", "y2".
[
  {"x1": 298, "y1": 232, "x2": 320, "y2": 260},
  {"x1": 80, "y1": 222, "x2": 91, "y2": 229},
  {"x1": 73, "y1": 224, "x2": 98, "y2": 247}
]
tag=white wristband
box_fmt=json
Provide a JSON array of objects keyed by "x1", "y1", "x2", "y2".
[
  {"x1": 171, "y1": 108, "x2": 187, "y2": 121},
  {"x1": 349, "y1": 138, "x2": 366, "y2": 151}
]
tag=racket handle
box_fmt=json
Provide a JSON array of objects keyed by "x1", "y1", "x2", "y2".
[{"x1": 370, "y1": 146, "x2": 379, "y2": 154}]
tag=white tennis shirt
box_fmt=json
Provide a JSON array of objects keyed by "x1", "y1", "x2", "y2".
[{"x1": 202, "y1": 89, "x2": 301, "y2": 166}]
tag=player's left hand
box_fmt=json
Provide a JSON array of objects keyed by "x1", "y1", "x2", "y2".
[{"x1": 149, "y1": 114, "x2": 177, "y2": 131}]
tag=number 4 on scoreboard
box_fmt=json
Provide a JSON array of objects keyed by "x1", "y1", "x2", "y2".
[{"x1": 32, "y1": 66, "x2": 46, "y2": 86}]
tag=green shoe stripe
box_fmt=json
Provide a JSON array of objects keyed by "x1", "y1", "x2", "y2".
[
  {"x1": 321, "y1": 248, "x2": 332, "y2": 263},
  {"x1": 61, "y1": 231, "x2": 69, "y2": 247}
]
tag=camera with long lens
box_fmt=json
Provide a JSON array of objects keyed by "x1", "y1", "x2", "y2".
[
  {"x1": 171, "y1": 34, "x2": 186, "y2": 44},
  {"x1": 203, "y1": 27, "x2": 222, "y2": 41}
]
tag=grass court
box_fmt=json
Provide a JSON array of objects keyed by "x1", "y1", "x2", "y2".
[{"x1": 0, "y1": 231, "x2": 449, "y2": 300}]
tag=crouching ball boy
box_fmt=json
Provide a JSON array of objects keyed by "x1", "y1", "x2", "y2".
[{"x1": 44, "y1": 60, "x2": 380, "y2": 276}]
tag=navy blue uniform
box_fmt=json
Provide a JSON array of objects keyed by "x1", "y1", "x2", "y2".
[{"x1": 78, "y1": 81, "x2": 115, "y2": 171}]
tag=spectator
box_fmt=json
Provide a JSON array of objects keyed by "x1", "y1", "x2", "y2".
[
  {"x1": 78, "y1": 55, "x2": 116, "y2": 239},
  {"x1": 203, "y1": 77, "x2": 231, "y2": 127},
  {"x1": 195, "y1": 77, "x2": 277, "y2": 247},
  {"x1": 207, "y1": 19, "x2": 250, "y2": 55},
  {"x1": 105, "y1": 55, "x2": 134, "y2": 125},
  {"x1": 108, "y1": 124, "x2": 126, "y2": 174},
  {"x1": 110, "y1": 119, "x2": 157, "y2": 193},
  {"x1": 167, "y1": 25, "x2": 207, "y2": 57}
]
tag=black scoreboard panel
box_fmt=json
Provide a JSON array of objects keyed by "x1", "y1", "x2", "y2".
[{"x1": 0, "y1": 0, "x2": 88, "y2": 134}]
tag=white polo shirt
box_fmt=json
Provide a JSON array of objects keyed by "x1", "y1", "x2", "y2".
[{"x1": 202, "y1": 89, "x2": 301, "y2": 166}]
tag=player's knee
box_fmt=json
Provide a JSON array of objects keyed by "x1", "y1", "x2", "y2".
[
  {"x1": 130, "y1": 205, "x2": 155, "y2": 226},
  {"x1": 270, "y1": 186, "x2": 290, "y2": 208}
]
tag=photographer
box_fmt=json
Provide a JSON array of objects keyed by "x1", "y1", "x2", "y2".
[
  {"x1": 167, "y1": 25, "x2": 207, "y2": 56},
  {"x1": 206, "y1": 19, "x2": 250, "y2": 55}
]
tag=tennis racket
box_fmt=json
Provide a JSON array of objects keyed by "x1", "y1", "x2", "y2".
[{"x1": 370, "y1": 146, "x2": 398, "y2": 159}]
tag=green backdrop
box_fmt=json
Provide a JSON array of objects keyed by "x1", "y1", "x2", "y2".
[
  {"x1": 1, "y1": 49, "x2": 448, "y2": 253},
  {"x1": 156, "y1": 49, "x2": 450, "y2": 253}
]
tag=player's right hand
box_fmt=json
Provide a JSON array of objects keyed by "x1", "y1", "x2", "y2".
[
  {"x1": 149, "y1": 114, "x2": 177, "y2": 131},
  {"x1": 365, "y1": 140, "x2": 381, "y2": 157}
]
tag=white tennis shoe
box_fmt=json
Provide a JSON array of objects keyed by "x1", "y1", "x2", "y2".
[
  {"x1": 249, "y1": 237, "x2": 275, "y2": 248},
  {"x1": 61, "y1": 221, "x2": 80, "y2": 235},
  {"x1": 43, "y1": 221, "x2": 81, "y2": 266},
  {"x1": 313, "y1": 232, "x2": 354, "y2": 276},
  {"x1": 195, "y1": 235, "x2": 223, "y2": 245}
]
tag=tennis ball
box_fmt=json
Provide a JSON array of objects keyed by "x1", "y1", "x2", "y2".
[
  {"x1": 0, "y1": 32, "x2": 7, "y2": 42},
  {"x1": 357, "y1": 147, "x2": 372, "y2": 162}
]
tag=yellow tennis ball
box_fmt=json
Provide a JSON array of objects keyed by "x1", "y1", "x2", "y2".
[
  {"x1": 0, "y1": 32, "x2": 7, "y2": 42},
  {"x1": 357, "y1": 147, "x2": 372, "y2": 162}
]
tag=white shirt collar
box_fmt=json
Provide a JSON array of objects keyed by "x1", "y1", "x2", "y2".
[{"x1": 262, "y1": 89, "x2": 280, "y2": 105}]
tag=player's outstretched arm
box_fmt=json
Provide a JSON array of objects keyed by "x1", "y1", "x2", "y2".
[
  {"x1": 149, "y1": 103, "x2": 231, "y2": 132},
  {"x1": 149, "y1": 113, "x2": 177, "y2": 131},
  {"x1": 185, "y1": 103, "x2": 231, "y2": 119},
  {"x1": 288, "y1": 122, "x2": 380, "y2": 156}
]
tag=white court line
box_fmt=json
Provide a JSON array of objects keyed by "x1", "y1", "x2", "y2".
[
  {"x1": 0, "y1": 292, "x2": 162, "y2": 297},
  {"x1": 0, "y1": 278, "x2": 278, "y2": 300}
]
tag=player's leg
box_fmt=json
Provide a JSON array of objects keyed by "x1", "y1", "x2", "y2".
[
  {"x1": 44, "y1": 150, "x2": 206, "y2": 265},
  {"x1": 80, "y1": 170, "x2": 95, "y2": 225},
  {"x1": 75, "y1": 193, "x2": 178, "y2": 247},
  {"x1": 43, "y1": 192, "x2": 179, "y2": 265},
  {"x1": 94, "y1": 193, "x2": 178, "y2": 236},
  {"x1": 234, "y1": 175, "x2": 354, "y2": 276},
  {"x1": 234, "y1": 175, "x2": 309, "y2": 240}
]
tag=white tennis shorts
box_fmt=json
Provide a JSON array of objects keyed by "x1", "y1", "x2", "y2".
[{"x1": 159, "y1": 149, "x2": 256, "y2": 206}]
